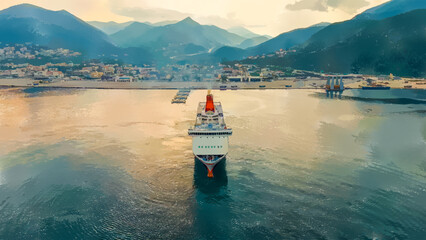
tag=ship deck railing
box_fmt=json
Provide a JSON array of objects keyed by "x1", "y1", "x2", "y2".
[{"x1": 188, "y1": 129, "x2": 233, "y2": 136}]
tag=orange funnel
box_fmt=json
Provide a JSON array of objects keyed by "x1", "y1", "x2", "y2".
[
  {"x1": 207, "y1": 169, "x2": 214, "y2": 178},
  {"x1": 205, "y1": 93, "x2": 215, "y2": 112}
]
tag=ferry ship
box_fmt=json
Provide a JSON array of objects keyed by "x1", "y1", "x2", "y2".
[{"x1": 188, "y1": 91, "x2": 232, "y2": 178}]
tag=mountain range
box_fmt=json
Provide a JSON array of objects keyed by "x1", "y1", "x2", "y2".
[
  {"x1": 105, "y1": 17, "x2": 267, "y2": 63},
  {"x1": 220, "y1": 0, "x2": 426, "y2": 64},
  {"x1": 237, "y1": 36, "x2": 270, "y2": 49},
  {"x1": 0, "y1": 0, "x2": 425, "y2": 76},
  {"x1": 239, "y1": 9, "x2": 426, "y2": 77},
  {"x1": 227, "y1": 26, "x2": 270, "y2": 39},
  {"x1": 0, "y1": 4, "x2": 116, "y2": 58},
  {"x1": 88, "y1": 21, "x2": 135, "y2": 35},
  {"x1": 354, "y1": 0, "x2": 426, "y2": 20},
  {"x1": 211, "y1": 23, "x2": 330, "y2": 61},
  {"x1": 247, "y1": 22, "x2": 330, "y2": 55},
  {"x1": 299, "y1": 0, "x2": 426, "y2": 54},
  {"x1": 110, "y1": 17, "x2": 246, "y2": 50},
  {"x1": 88, "y1": 20, "x2": 180, "y2": 35},
  {"x1": 0, "y1": 4, "x2": 272, "y2": 65}
]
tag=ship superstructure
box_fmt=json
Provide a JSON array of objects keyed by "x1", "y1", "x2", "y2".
[{"x1": 188, "y1": 91, "x2": 232, "y2": 178}]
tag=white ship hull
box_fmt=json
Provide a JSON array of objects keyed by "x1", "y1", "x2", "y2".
[
  {"x1": 192, "y1": 135, "x2": 230, "y2": 156},
  {"x1": 192, "y1": 134, "x2": 230, "y2": 174},
  {"x1": 194, "y1": 154, "x2": 227, "y2": 172}
]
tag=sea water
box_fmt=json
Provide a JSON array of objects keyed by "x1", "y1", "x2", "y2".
[{"x1": 0, "y1": 88, "x2": 425, "y2": 239}]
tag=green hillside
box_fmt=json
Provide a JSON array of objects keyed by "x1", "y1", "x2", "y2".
[{"x1": 239, "y1": 10, "x2": 426, "y2": 77}]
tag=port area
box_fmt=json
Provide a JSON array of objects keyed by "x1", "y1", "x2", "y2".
[
  {"x1": 1, "y1": 78, "x2": 425, "y2": 90},
  {"x1": 171, "y1": 89, "x2": 191, "y2": 104}
]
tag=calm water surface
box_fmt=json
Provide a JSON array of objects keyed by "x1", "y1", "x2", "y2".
[{"x1": 0, "y1": 88, "x2": 425, "y2": 239}]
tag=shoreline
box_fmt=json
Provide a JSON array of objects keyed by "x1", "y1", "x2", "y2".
[{"x1": 0, "y1": 78, "x2": 425, "y2": 90}]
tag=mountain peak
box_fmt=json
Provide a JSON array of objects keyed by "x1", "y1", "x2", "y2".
[
  {"x1": 310, "y1": 22, "x2": 331, "y2": 28},
  {"x1": 1, "y1": 3, "x2": 44, "y2": 12},
  {"x1": 8, "y1": 3, "x2": 41, "y2": 9},
  {"x1": 353, "y1": 0, "x2": 426, "y2": 20},
  {"x1": 178, "y1": 17, "x2": 199, "y2": 25},
  {"x1": 0, "y1": 3, "x2": 72, "y2": 16}
]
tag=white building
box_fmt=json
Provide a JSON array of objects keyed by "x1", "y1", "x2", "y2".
[{"x1": 115, "y1": 76, "x2": 133, "y2": 82}]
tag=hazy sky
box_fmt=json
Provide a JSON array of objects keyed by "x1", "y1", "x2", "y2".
[{"x1": 0, "y1": 0, "x2": 390, "y2": 36}]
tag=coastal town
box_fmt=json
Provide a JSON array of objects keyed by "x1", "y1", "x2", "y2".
[{"x1": 0, "y1": 44, "x2": 425, "y2": 90}]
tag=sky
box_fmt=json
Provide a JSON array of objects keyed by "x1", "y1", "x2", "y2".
[{"x1": 0, "y1": 0, "x2": 390, "y2": 36}]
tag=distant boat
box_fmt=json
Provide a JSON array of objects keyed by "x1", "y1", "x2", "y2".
[{"x1": 362, "y1": 85, "x2": 391, "y2": 90}]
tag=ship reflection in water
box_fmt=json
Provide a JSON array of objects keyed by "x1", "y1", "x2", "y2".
[
  {"x1": 192, "y1": 158, "x2": 232, "y2": 239},
  {"x1": 193, "y1": 158, "x2": 228, "y2": 193},
  {"x1": 326, "y1": 89, "x2": 344, "y2": 99}
]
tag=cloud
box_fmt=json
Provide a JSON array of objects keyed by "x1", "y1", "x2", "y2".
[
  {"x1": 112, "y1": 7, "x2": 190, "y2": 22},
  {"x1": 195, "y1": 14, "x2": 244, "y2": 29},
  {"x1": 286, "y1": 0, "x2": 369, "y2": 14},
  {"x1": 286, "y1": 0, "x2": 328, "y2": 12},
  {"x1": 107, "y1": 0, "x2": 190, "y2": 23}
]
